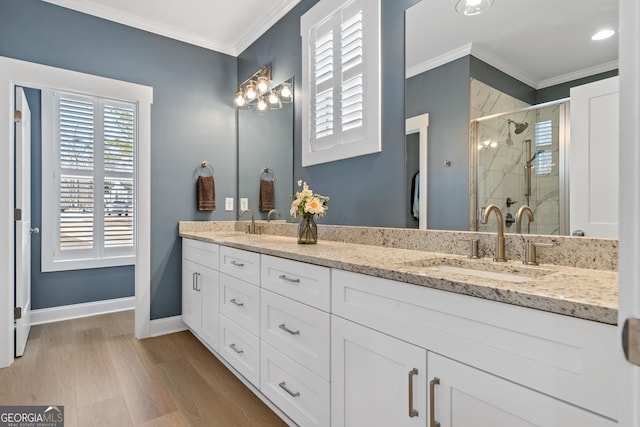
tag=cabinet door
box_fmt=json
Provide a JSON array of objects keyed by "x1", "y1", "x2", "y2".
[
  {"x1": 182, "y1": 259, "x2": 202, "y2": 332},
  {"x1": 200, "y1": 265, "x2": 220, "y2": 352},
  {"x1": 332, "y1": 315, "x2": 427, "y2": 427},
  {"x1": 428, "y1": 353, "x2": 616, "y2": 427}
]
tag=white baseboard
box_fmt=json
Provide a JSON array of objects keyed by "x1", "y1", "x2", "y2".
[
  {"x1": 149, "y1": 315, "x2": 187, "y2": 337},
  {"x1": 31, "y1": 296, "x2": 135, "y2": 325}
]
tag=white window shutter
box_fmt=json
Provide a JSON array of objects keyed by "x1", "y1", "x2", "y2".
[
  {"x1": 42, "y1": 89, "x2": 136, "y2": 272},
  {"x1": 301, "y1": 0, "x2": 381, "y2": 166}
]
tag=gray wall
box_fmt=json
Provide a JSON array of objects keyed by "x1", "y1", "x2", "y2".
[
  {"x1": 238, "y1": 0, "x2": 421, "y2": 228},
  {"x1": 469, "y1": 56, "x2": 536, "y2": 104},
  {"x1": 1, "y1": 0, "x2": 237, "y2": 319},
  {"x1": 23, "y1": 88, "x2": 135, "y2": 309},
  {"x1": 406, "y1": 57, "x2": 472, "y2": 231},
  {"x1": 536, "y1": 69, "x2": 618, "y2": 103}
]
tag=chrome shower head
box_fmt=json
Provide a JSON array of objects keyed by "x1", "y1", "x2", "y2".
[{"x1": 508, "y1": 119, "x2": 529, "y2": 135}]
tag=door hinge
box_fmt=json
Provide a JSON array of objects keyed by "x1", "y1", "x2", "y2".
[
  {"x1": 14, "y1": 307, "x2": 22, "y2": 320},
  {"x1": 14, "y1": 208, "x2": 22, "y2": 221},
  {"x1": 623, "y1": 318, "x2": 640, "y2": 366},
  {"x1": 14, "y1": 110, "x2": 22, "y2": 123}
]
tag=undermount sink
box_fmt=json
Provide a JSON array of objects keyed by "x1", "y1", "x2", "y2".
[{"x1": 402, "y1": 257, "x2": 555, "y2": 283}]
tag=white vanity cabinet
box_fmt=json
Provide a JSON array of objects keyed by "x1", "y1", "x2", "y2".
[
  {"x1": 331, "y1": 315, "x2": 427, "y2": 427},
  {"x1": 331, "y1": 269, "x2": 618, "y2": 426},
  {"x1": 181, "y1": 239, "x2": 220, "y2": 351},
  {"x1": 428, "y1": 352, "x2": 616, "y2": 427},
  {"x1": 218, "y1": 246, "x2": 261, "y2": 387},
  {"x1": 260, "y1": 255, "x2": 331, "y2": 427}
]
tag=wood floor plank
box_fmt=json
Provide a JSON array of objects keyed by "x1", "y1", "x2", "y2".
[
  {"x1": 74, "y1": 328, "x2": 123, "y2": 407},
  {"x1": 78, "y1": 395, "x2": 133, "y2": 427},
  {"x1": 107, "y1": 334, "x2": 177, "y2": 425},
  {"x1": 0, "y1": 311, "x2": 287, "y2": 427},
  {"x1": 135, "y1": 411, "x2": 190, "y2": 427}
]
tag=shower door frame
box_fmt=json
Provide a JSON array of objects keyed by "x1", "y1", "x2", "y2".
[{"x1": 469, "y1": 98, "x2": 570, "y2": 235}]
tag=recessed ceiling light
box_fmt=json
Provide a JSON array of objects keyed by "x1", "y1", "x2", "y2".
[
  {"x1": 591, "y1": 29, "x2": 615, "y2": 41},
  {"x1": 455, "y1": 0, "x2": 494, "y2": 16}
]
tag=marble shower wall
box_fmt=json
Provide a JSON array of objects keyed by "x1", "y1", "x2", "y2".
[{"x1": 470, "y1": 79, "x2": 565, "y2": 235}]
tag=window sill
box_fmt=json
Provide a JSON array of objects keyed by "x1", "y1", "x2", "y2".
[{"x1": 42, "y1": 255, "x2": 135, "y2": 273}]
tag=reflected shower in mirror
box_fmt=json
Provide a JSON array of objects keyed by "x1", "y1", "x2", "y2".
[
  {"x1": 237, "y1": 78, "x2": 294, "y2": 220},
  {"x1": 404, "y1": 0, "x2": 618, "y2": 235}
]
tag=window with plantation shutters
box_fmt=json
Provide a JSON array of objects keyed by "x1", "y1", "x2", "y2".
[
  {"x1": 301, "y1": 0, "x2": 381, "y2": 166},
  {"x1": 42, "y1": 90, "x2": 136, "y2": 272}
]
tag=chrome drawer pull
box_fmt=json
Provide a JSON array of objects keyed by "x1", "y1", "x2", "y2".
[
  {"x1": 408, "y1": 368, "x2": 419, "y2": 418},
  {"x1": 230, "y1": 260, "x2": 245, "y2": 267},
  {"x1": 230, "y1": 298, "x2": 244, "y2": 307},
  {"x1": 278, "y1": 381, "x2": 300, "y2": 397},
  {"x1": 192, "y1": 272, "x2": 196, "y2": 291},
  {"x1": 278, "y1": 323, "x2": 300, "y2": 335},
  {"x1": 229, "y1": 343, "x2": 244, "y2": 354},
  {"x1": 278, "y1": 274, "x2": 300, "y2": 284}
]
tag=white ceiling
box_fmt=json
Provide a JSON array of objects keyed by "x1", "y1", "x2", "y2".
[
  {"x1": 42, "y1": 0, "x2": 302, "y2": 56},
  {"x1": 406, "y1": 0, "x2": 619, "y2": 88},
  {"x1": 43, "y1": 0, "x2": 618, "y2": 89}
]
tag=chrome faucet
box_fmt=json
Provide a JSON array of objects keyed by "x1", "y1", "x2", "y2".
[
  {"x1": 515, "y1": 205, "x2": 534, "y2": 234},
  {"x1": 267, "y1": 209, "x2": 281, "y2": 222},
  {"x1": 481, "y1": 204, "x2": 506, "y2": 262},
  {"x1": 240, "y1": 209, "x2": 256, "y2": 234}
]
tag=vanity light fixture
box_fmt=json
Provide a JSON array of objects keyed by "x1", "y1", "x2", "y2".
[
  {"x1": 455, "y1": 0, "x2": 494, "y2": 16},
  {"x1": 234, "y1": 66, "x2": 293, "y2": 113},
  {"x1": 591, "y1": 29, "x2": 615, "y2": 41}
]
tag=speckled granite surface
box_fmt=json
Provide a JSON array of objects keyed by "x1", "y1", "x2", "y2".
[{"x1": 179, "y1": 222, "x2": 618, "y2": 325}]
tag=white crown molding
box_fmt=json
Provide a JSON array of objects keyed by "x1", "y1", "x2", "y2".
[
  {"x1": 43, "y1": 0, "x2": 302, "y2": 56},
  {"x1": 407, "y1": 43, "x2": 619, "y2": 91},
  {"x1": 406, "y1": 43, "x2": 473, "y2": 79},
  {"x1": 30, "y1": 296, "x2": 135, "y2": 325},
  {"x1": 537, "y1": 60, "x2": 619, "y2": 89},
  {"x1": 233, "y1": 0, "x2": 302, "y2": 55},
  {"x1": 469, "y1": 44, "x2": 539, "y2": 89}
]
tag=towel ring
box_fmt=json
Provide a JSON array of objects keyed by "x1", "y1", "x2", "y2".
[
  {"x1": 195, "y1": 161, "x2": 214, "y2": 178},
  {"x1": 260, "y1": 166, "x2": 275, "y2": 181}
]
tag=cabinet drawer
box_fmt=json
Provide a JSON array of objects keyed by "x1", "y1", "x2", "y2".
[
  {"x1": 261, "y1": 342, "x2": 330, "y2": 427},
  {"x1": 261, "y1": 255, "x2": 331, "y2": 311},
  {"x1": 261, "y1": 289, "x2": 330, "y2": 380},
  {"x1": 219, "y1": 315, "x2": 260, "y2": 387},
  {"x1": 220, "y1": 246, "x2": 260, "y2": 285},
  {"x1": 219, "y1": 273, "x2": 260, "y2": 336},
  {"x1": 332, "y1": 269, "x2": 618, "y2": 420},
  {"x1": 182, "y1": 238, "x2": 219, "y2": 270}
]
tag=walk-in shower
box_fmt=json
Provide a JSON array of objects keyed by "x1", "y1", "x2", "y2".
[{"x1": 471, "y1": 100, "x2": 569, "y2": 235}]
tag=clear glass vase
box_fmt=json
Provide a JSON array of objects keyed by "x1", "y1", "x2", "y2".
[{"x1": 297, "y1": 213, "x2": 318, "y2": 244}]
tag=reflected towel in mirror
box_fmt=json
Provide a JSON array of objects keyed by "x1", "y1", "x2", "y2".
[{"x1": 259, "y1": 179, "x2": 275, "y2": 211}]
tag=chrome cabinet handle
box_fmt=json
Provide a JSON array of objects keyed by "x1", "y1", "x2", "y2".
[
  {"x1": 430, "y1": 377, "x2": 441, "y2": 427},
  {"x1": 278, "y1": 274, "x2": 300, "y2": 284},
  {"x1": 229, "y1": 343, "x2": 244, "y2": 354},
  {"x1": 408, "y1": 368, "x2": 419, "y2": 418},
  {"x1": 196, "y1": 273, "x2": 201, "y2": 291},
  {"x1": 192, "y1": 272, "x2": 196, "y2": 291},
  {"x1": 278, "y1": 381, "x2": 300, "y2": 397},
  {"x1": 278, "y1": 323, "x2": 300, "y2": 335},
  {"x1": 230, "y1": 260, "x2": 245, "y2": 267},
  {"x1": 230, "y1": 298, "x2": 244, "y2": 307}
]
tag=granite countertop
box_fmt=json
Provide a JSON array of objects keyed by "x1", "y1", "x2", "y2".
[{"x1": 179, "y1": 230, "x2": 618, "y2": 325}]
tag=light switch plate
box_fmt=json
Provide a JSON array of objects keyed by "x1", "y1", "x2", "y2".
[
  {"x1": 240, "y1": 198, "x2": 248, "y2": 211},
  {"x1": 225, "y1": 197, "x2": 234, "y2": 211}
]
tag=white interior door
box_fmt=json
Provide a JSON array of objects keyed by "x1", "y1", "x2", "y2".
[
  {"x1": 15, "y1": 87, "x2": 32, "y2": 357},
  {"x1": 569, "y1": 76, "x2": 619, "y2": 238}
]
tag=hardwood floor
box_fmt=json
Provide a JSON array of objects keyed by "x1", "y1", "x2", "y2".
[{"x1": 0, "y1": 311, "x2": 287, "y2": 427}]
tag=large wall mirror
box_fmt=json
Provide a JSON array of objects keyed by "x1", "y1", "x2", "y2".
[
  {"x1": 237, "y1": 78, "x2": 294, "y2": 220},
  {"x1": 404, "y1": 0, "x2": 618, "y2": 237}
]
